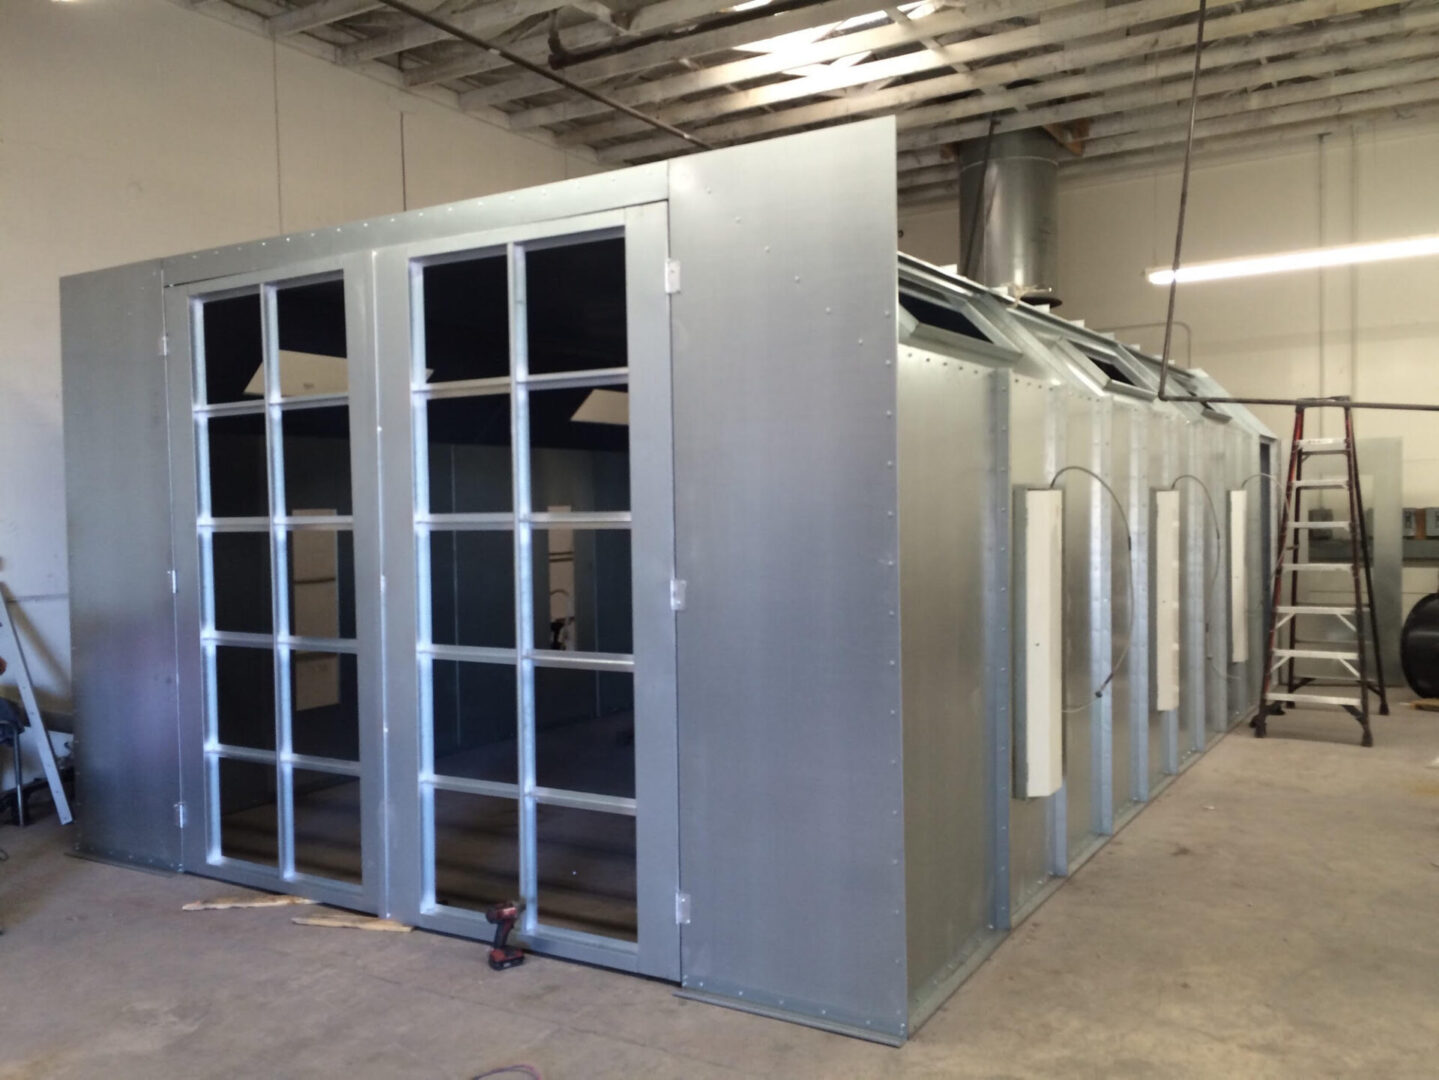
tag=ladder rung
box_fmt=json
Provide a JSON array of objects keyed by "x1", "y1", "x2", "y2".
[
  {"x1": 1293, "y1": 478, "x2": 1348, "y2": 489},
  {"x1": 1280, "y1": 562, "x2": 1353, "y2": 571},
  {"x1": 1275, "y1": 605, "x2": 1359, "y2": 615},
  {"x1": 1300, "y1": 448, "x2": 1349, "y2": 456},
  {"x1": 1297, "y1": 437, "x2": 1344, "y2": 448},
  {"x1": 1288, "y1": 520, "x2": 1350, "y2": 528},
  {"x1": 1265, "y1": 691, "x2": 1362, "y2": 707},
  {"x1": 1273, "y1": 647, "x2": 1359, "y2": 660}
]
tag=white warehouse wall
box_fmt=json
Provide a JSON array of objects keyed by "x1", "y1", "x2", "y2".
[
  {"x1": 0, "y1": 0, "x2": 600, "y2": 712},
  {"x1": 900, "y1": 119, "x2": 1439, "y2": 624}
]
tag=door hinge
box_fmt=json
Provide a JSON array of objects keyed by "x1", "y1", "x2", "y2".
[
  {"x1": 175, "y1": 801, "x2": 187, "y2": 828},
  {"x1": 160, "y1": 332, "x2": 169, "y2": 356},
  {"x1": 664, "y1": 258, "x2": 681, "y2": 295},
  {"x1": 670, "y1": 578, "x2": 687, "y2": 612},
  {"x1": 675, "y1": 890, "x2": 691, "y2": 925},
  {"x1": 168, "y1": 569, "x2": 178, "y2": 595}
]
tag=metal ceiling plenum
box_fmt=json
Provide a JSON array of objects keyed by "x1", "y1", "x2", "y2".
[{"x1": 185, "y1": 0, "x2": 1439, "y2": 203}]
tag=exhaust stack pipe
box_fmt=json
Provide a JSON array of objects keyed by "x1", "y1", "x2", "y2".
[{"x1": 958, "y1": 129, "x2": 1061, "y2": 306}]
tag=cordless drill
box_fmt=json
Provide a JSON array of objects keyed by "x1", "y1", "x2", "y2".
[{"x1": 485, "y1": 900, "x2": 525, "y2": 971}]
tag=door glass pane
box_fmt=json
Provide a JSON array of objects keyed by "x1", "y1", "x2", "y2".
[
  {"x1": 290, "y1": 651, "x2": 359, "y2": 762},
  {"x1": 428, "y1": 531, "x2": 515, "y2": 649},
  {"x1": 285, "y1": 528, "x2": 355, "y2": 639},
  {"x1": 532, "y1": 529, "x2": 631, "y2": 654},
  {"x1": 432, "y1": 790, "x2": 519, "y2": 912},
  {"x1": 293, "y1": 768, "x2": 362, "y2": 884},
  {"x1": 534, "y1": 668, "x2": 634, "y2": 797},
  {"x1": 530, "y1": 386, "x2": 629, "y2": 512},
  {"x1": 276, "y1": 279, "x2": 348, "y2": 398},
  {"x1": 218, "y1": 757, "x2": 278, "y2": 866},
  {"x1": 214, "y1": 646, "x2": 275, "y2": 751},
  {"x1": 525, "y1": 238, "x2": 627, "y2": 375},
  {"x1": 429, "y1": 660, "x2": 517, "y2": 783},
  {"x1": 421, "y1": 254, "x2": 510, "y2": 384},
  {"x1": 200, "y1": 293, "x2": 263, "y2": 405},
  {"x1": 425, "y1": 395, "x2": 512, "y2": 514},
  {"x1": 280, "y1": 406, "x2": 352, "y2": 516},
  {"x1": 211, "y1": 531, "x2": 272, "y2": 634},
  {"x1": 206, "y1": 413, "x2": 269, "y2": 518},
  {"x1": 536, "y1": 804, "x2": 636, "y2": 941}
]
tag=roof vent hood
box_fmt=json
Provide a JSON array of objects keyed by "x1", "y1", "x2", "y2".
[{"x1": 958, "y1": 129, "x2": 1061, "y2": 307}]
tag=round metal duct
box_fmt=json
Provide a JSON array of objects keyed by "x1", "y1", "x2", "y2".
[{"x1": 958, "y1": 129, "x2": 1060, "y2": 306}]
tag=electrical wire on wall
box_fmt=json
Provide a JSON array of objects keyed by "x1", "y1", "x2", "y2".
[
  {"x1": 1048, "y1": 465, "x2": 1136, "y2": 713},
  {"x1": 1169, "y1": 472, "x2": 1236, "y2": 683}
]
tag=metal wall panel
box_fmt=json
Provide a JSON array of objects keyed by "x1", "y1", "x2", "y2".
[
  {"x1": 896, "y1": 348, "x2": 993, "y2": 1012},
  {"x1": 1090, "y1": 398, "x2": 1115, "y2": 837},
  {"x1": 1061, "y1": 391, "x2": 1098, "y2": 859},
  {"x1": 668, "y1": 119, "x2": 909, "y2": 1040},
  {"x1": 1359, "y1": 438, "x2": 1403, "y2": 684},
  {"x1": 1204, "y1": 425, "x2": 1229, "y2": 737},
  {"x1": 1126, "y1": 406, "x2": 1153, "y2": 804},
  {"x1": 1109, "y1": 402, "x2": 1135, "y2": 816},
  {"x1": 61, "y1": 261, "x2": 182, "y2": 869},
  {"x1": 1180, "y1": 423, "x2": 1208, "y2": 758},
  {"x1": 1153, "y1": 411, "x2": 1183, "y2": 778},
  {"x1": 1007, "y1": 375, "x2": 1056, "y2": 916}
]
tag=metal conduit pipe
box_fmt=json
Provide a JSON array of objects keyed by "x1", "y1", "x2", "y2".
[{"x1": 373, "y1": 0, "x2": 713, "y2": 152}]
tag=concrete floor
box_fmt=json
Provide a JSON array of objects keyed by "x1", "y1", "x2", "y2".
[{"x1": 3, "y1": 703, "x2": 1439, "y2": 1079}]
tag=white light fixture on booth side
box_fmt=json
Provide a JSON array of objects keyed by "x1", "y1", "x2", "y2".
[{"x1": 1147, "y1": 233, "x2": 1439, "y2": 285}]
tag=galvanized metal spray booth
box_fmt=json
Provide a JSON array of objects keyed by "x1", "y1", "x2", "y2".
[{"x1": 61, "y1": 119, "x2": 1273, "y2": 1043}]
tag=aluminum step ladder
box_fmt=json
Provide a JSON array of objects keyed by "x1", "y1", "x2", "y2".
[
  {"x1": 1257, "y1": 400, "x2": 1389, "y2": 745},
  {"x1": 0, "y1": 590, "x2": 72, "y2": 823}
]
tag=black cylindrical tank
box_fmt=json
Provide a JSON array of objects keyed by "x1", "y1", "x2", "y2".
[{"x1": 1400, "y1": 593, "x2": 1439, "y2": 698}]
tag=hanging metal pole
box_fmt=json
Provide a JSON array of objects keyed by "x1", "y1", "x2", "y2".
[
  {"x1": 1175, "y1": 395, "x2": 1439, "y2": 412},
  {"x1": 1157, "y1": 0, "x2": 1208, "y2": 401}
]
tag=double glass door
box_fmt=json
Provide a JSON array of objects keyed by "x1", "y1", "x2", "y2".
[{"x1": 170, "y1": 203, "x2": 677, "y2": 978}]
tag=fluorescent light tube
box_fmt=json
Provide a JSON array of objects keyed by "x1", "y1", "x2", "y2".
[{"x1": 1147, "y1": 233, "x2": 1439, "y2": 285}]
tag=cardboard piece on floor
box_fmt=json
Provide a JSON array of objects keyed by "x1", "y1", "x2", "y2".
[
  {"x1": 292, "y1": 913, "x2": 412, "y2": 932},
  {"x1": 1412, "y1": 699, "x2": 1439, "y2": 712},
  {"x1": 183, "y1": 895, "x2": 319, "y2": 911}
]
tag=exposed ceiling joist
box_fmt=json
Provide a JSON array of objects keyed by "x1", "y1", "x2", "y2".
[
  {"x1": 340, "y1": 0, "x2": 584, "y2": 62},
  {"x1": 512, "y1": 0, "x2": 1078, "y2": 129},
  {"x1": 597, "y1": 0, "x2": 1405, "y2": 160},
  {"x1": 889, "y1": 26, "x2": 1439, "y2": 167},
  {"x1": 185, "y1": 0, "x2": 1439, "y2": 199},
  {"x1": 267, "y1": 0, "x2": 381, "y2": 35},
  {"x1": 571, "y1": 0, "x2": 1213, "y2": 144},
  {"x1": 452, "y1": 0, "x2": 886, "y2": 104}
]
